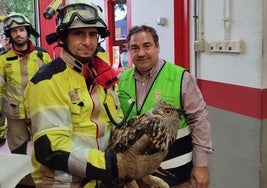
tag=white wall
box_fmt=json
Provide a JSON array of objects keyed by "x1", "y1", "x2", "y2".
[
  {"x1": 129, "y1": 0, "x2": 265, "y2": 89},
  {"x1": 131, "y1": 0, "x2": 175, "y2": 63},
  {"x1": 191, "y1": 0, "x2": 264, "y2": 89},
  {"x1": 79, "y1": 0, "x2": 266, "y2": 90}
]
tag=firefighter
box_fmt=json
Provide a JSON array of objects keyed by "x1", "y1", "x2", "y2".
[
  {"x1": 0, "y1": 116, "x2": 6, "y2": 144},
  {"x1": 0, "y1": 12, "x2": 52, "y2": 153},
  {"x1": 0, "y1": 34, "x2": 10, "y2": 145},
  {"x1": 0, "y1": 34, "x2": 11, "y2": 53},
  {"x1": 24, "y1": 0, "x2": 167, "y2": 187}
]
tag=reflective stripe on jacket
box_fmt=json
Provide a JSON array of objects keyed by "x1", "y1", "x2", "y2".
[{"x1": 25, "y1": 57, "x2": 122, "y2": 187}]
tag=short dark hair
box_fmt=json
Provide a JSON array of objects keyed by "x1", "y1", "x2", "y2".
[{"x1": 126, "y1": 25, "x2": 159, "y2": 49}]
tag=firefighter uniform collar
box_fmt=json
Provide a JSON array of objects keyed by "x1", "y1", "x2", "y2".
[
  {"x1": 60, "y1": 50, "x2": 119, "y2": 90},
  {"x1": 12, "y1": 40, "x2": 35, "y2": 57}
]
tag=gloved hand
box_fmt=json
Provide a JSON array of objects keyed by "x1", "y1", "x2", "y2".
[{"x1": 116, "y1": 134, "x2": 167, "y2": 179}]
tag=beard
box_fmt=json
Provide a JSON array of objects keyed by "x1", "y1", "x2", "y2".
[
  {"x1": 64, "y1": 47, "x2": 95, "y2": 64},
  {"x1": 13, "y1": 37, "x2": 28, "y2": 47}
]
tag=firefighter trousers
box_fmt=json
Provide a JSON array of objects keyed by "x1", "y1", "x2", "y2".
[{"x1": 6, "y1": 118, "x2": 31, "y2": 154}]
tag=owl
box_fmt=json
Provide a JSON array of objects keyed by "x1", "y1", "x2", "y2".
[{"x1": 101, "y1": 100, "x2": 184, "y2": 188}]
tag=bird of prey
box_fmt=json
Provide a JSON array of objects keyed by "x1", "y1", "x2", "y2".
[{"x1": 101, "y1": 100, "x2": 184, "y2": 188}]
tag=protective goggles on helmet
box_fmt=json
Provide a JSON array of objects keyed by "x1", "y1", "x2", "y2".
[
  {"x1": 4, "y1": 14, "x2": 31, "y2": 30},
  {"x1": 56, "y1": 3, "x2": 107, "y2": 31}
]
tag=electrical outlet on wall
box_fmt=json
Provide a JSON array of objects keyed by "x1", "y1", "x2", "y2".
[
  {"x1": 228, "y1": 40, "x2": 243, "y2": 53},
  {"x1": 210, "y1": 40, "x2": 243, "y2": 53},
  {"x1": 219, "y1": 40, "x2": 229, "y2": 52},
  {"x1": 210, "y1": 41, "x2": 220, "y2": 51}
]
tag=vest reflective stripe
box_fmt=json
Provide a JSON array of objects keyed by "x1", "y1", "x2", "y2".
[
  {"x1": 177, "y1": 125, "x2": 191, "y2": 139},
  {"x1": 161, "y1": 152, "x2": 193, "y2": 169}
]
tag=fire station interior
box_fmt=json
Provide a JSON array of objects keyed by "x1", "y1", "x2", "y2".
[
  {"x1": 0, "y1": 1, "x2": 127, "y2": 188},
  {"x1": 0, "y1": 0, "x2": 267, "y2": 188}
]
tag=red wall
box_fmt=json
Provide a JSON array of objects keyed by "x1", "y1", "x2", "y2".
[
  {"x1": 174, "y1": 0, "x2": 190, "y2": 70},
  {"x1": 198, "y1": 79, "x2": 267, "y2": 120},
  {"x1": 37, "y1": 0, "x2": 62, "y2": 59}
]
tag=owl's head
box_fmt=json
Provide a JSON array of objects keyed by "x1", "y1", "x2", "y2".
[
  {"x1": 147, "y1": 100, "x2": 184, "y2": 120},
  {"x1": 144, "y1": 100, "x2": 184, "y2": 151}
]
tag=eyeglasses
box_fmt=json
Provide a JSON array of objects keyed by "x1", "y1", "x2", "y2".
[
  {"x1": 4, "y1": 15, "x2": 31, "y2": 29},
  {"x1": 56, "y1": 3, "x2": 104, "y2": 29}
]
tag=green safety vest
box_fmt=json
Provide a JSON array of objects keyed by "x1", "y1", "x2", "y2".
[
  {"x1": 119, "y1": 61, "x2": 193, "y2": 185},
  {"x1": 119, "y1": 61, "x2": 187, "y2": 129}
]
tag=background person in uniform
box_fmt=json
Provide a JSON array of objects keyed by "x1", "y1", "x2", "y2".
[
  {"x1": 0, "y1": 34, "x2": 11, "y2": 53},
  {"x1": 0, "y1": 34, "x2": 11, "y2": 145},
  {"x1": 118, "y1": 25, "x2": 214, "y2": 188},
  {"x1": 24, "y1": 1, "x2": 166, "y2": 187},
  {"x1": 0, "y1": 12, "x2": 51, "y2": 154}
]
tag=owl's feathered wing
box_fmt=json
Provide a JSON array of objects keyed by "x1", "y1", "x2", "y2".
[
  {"x1": 108, "y1": 101, "x2": 182, "y2": 153},
  {"x1": 107, "y1": 115, "x2": 162, "y2": 153}
]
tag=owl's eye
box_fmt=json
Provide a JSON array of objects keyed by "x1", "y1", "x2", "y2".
[{"x1": 164, "y1": 108, "x2": 173, "y2": 116}]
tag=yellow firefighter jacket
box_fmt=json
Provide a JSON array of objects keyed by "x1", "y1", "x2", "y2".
[
  {"x1": 0, "y1": 41, "x2": 51, "y2": 119},
  {"x1": 24, "y1": 50, "x2": 122, "y2": 188}
]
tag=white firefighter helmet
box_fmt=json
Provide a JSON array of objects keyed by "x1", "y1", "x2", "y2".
[
  {"x1": 56, "y1": 0, "x2": 110, "y2": 38},
  {"x1": 4, "y1": 12, "x2": 39, "y2": 38}
]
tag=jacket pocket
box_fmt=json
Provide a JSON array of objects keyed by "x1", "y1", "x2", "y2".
[{"x1": 3, "y1": 96, "x2": 20, "y2": 119}]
